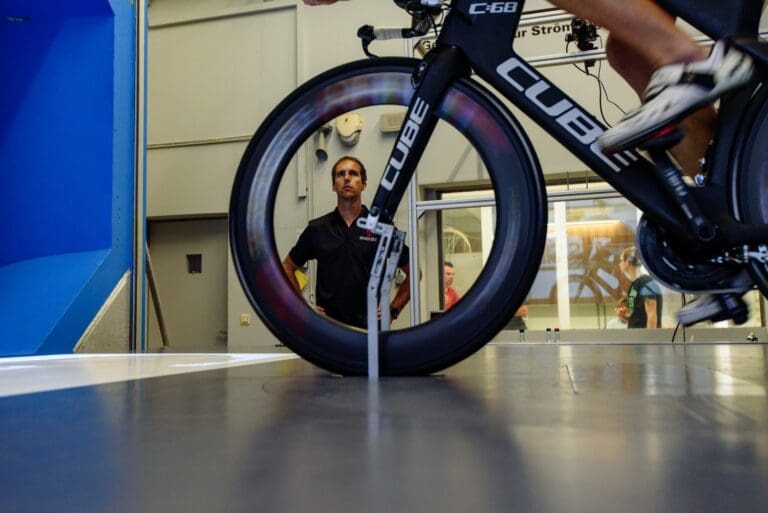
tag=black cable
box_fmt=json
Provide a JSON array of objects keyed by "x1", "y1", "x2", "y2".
[
  {"x1": 593, "y1": 37, "x2": 628, "y2": 114},
  {"x1": 671, "y1": 321, "x2": 680, "y2": 343},
  {"x1": 671, "y1": 292, "x2": 687, "y2": 343},
  {"x1": 409, "y1": 3, "x2": 446, "y2": 54},
  {"x1": 566, "y1": 39, "x2": 627, "y2": 127}
]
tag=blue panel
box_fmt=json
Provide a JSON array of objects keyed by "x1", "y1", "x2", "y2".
[
  {"x1": 0, "y1": 17, "x2": 113, "y2": 265},
  {"x1": 0, "y1": 1, "x2": 113, "y2": 18},
  {"x1": 0, "y1": 251, "x2": 108, "y2": 355},
  {"x1": 0, "y1": 0, "x2": 137, "y2": 355}
]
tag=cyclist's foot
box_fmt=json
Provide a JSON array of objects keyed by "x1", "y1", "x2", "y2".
[
  {"x1": 678, "y1": 292, "x2": 749, "y2": 326},
  {"x1": 677, "y1": 272, "x2": 753, "y2": 326},
  {"x1": 599, "y1": 40, "x2": 753, "y2": 154}
]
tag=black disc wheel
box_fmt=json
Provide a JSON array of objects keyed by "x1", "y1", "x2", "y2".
[
  {"x1": 230, "y1": 58, "x2": 547, "y2": 375},
  {"x1": 735, "y1": 85, "x2": 768, "y2": 297}
]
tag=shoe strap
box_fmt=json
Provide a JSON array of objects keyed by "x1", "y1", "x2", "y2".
[{"x1": 643, "y1": 40, "x2": 729, "y2": 100}]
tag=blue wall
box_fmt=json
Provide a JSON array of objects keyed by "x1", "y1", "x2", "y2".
[{"x1": 0, "y1": 0, "x2": 136, "y2": 355}]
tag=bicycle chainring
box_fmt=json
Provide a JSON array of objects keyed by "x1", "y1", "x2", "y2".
[{"x1": 636, "y1": 216, "x2": 745, "y2": 293}]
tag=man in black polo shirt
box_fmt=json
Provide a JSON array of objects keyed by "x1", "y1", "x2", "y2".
[{"x1": 281, "y1": 156, "x2": 413, "y2": 329}]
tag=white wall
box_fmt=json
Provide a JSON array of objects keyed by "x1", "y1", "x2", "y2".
[{"x1": 147, "y1": 1, "x2": 298, "y2": 217}]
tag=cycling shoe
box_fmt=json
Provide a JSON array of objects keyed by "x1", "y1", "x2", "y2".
[
  {"x1": 678, "y1": 292, "x2": 750, "y2": 326},
  {"x1": 599, "y1": 40, "x2": 753, "y2": 154}
]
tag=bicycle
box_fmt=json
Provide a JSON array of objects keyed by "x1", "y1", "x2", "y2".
[{"x1": 230, "y1": 0, "x2": 768, "y2": 376}]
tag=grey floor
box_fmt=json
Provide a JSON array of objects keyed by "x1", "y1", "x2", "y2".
[{"x1": 2, "y1": 343, "x2": 768, "y2": 513}]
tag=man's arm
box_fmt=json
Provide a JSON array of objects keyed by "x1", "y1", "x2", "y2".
[
  {"x1": 389, "y1": 264, "x2": 421, "y2": 318},
  {"x1": 644, "y1": 298, "x2": 658, "y2": 328},
  {"x1": 282, "y1": 255, "x2": 303, "y2": 294}
]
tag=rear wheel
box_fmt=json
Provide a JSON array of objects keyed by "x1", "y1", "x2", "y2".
[
  {"x1": 735, "y1": 84, "x2": 768, "y2": 297},
  {"x1": 230, "y1": 58, "x2": 547, "y2": 375}
]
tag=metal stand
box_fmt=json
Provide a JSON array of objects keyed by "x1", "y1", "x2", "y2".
[
  {"x1": 146, "y1": 243, "x2": 171, "y2": 349},
  {"x1": 363, "y1": 222, "x2": 405, "y2": 379}
]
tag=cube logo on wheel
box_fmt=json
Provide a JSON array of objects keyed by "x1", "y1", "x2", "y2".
[{"x1": 468, "y1": 2, "x2": 519, "y2": 15}]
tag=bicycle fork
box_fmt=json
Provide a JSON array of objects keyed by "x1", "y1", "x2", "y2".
[
  {"x1": 358, "y1": 46, "x2": 470, "y2": 377},
  {"x1": 358, "y1": 45, "x2": 471, "y2": 231}
]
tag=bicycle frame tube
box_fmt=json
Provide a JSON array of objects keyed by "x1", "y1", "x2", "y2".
[{"x1": 368, "y1": 46, "x2": 472, "y2": 222}]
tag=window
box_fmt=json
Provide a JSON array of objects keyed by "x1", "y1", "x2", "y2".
[{"x1": 425, "y1": 184, "x2": 765, "y2": 332}]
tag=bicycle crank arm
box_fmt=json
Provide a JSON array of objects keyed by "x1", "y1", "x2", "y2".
[{"x1": 647, "y1": 148, "x2": 717, "y2": 242}]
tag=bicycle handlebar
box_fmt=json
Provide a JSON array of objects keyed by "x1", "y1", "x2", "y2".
[
  {"x1": 373, "y1": 27, "x2": 414, "y2": 41},
  {"x1": 359, "y1": 1, "x2": 442, "y2": 57}
]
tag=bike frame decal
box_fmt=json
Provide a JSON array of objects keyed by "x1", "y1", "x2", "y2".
[
  {"x1": 381, "y1": 96, "x2": 431, "y2": 190},
  {"x1": 496, "y1": 57, "x2": 639, "y2": 173},
  {"x1": 468, "y1": 2, "x2": 520, "y2": 15}
]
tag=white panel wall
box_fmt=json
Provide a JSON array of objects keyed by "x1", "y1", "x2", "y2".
[
  {"x1": 148, "y1": 1, "x2": 301, "y2": 351},
  {"x1": 147, "y1": 2, "x2": 297, "y2": 217}
]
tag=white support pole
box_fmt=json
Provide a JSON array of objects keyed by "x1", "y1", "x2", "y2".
[{"x1": 554, "y1": 202, "x2": 571, "y2": 329}]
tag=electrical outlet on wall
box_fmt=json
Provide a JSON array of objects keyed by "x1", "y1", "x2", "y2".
[
  {"x1": 380, "y1": 112, "x2": 405, "y2": 133},
  {"x1": 239, "y1": 313, "x2": 251, "y2": 326}
]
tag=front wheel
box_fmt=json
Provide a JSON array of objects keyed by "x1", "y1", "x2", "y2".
[{"x1": 230, "y1": 58, "x2": 547, "y2": 375}]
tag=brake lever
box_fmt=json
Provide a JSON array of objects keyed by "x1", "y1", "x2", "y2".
[
  {"x1": 357, "y1": 25, "x2": 378, "y2": 58},
  {"x1": 357, "y1": 8, "x2": 437, "y2": 59}
]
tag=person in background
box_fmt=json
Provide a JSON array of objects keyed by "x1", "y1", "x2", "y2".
[
  {"x1": 620, "y1": 247, "x2": 663, "y2": 328},
  {"x1": 282, "y1": 156, "x2": 413, "y2": 329},
  {"x1": 444, "y1": 261, "x2": 460, "y2": 309}
]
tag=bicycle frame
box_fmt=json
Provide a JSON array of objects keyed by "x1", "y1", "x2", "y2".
[{"x1": 366, "y1": 0, "x2": 768, "y2": 249}]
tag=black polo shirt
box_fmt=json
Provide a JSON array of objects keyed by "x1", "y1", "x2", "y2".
[{"x1": 288, "y1": 206, "x2": 409, "y2": 329}]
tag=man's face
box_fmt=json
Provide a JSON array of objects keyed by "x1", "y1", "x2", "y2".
[
  {"x1": 444, "y1": 265, "x2": 455, "y2": 287},
  {"x1": 332, "y1": 159, "x2": 366, "y2": 199},
  {"x1": 619, "y1": 254, "x2": 632, "y2": 276}
]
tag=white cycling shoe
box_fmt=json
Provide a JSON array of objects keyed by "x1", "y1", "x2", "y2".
[
  {"x1": 677, "y1": 271, "x2": 753, "y2": 326},
  {"x1": 599, "y1": 40, "x2": 754, "y2": 154}
]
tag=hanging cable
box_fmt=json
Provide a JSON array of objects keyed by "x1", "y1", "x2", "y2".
[{"x1": 565, "y1": 19, "x2": 627, "y2": 127}]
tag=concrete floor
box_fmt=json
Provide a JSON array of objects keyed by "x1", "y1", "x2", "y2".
[{"x1": 1, "y1": 344, "x2": 767, "y2": 513}]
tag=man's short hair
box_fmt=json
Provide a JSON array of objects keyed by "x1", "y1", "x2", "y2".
[
  {"x1": 444, "y1": 261, "x2": 454, "y2": 268},
  {"x1": 621, "y1": 247, "x2": 639, "y2": 266},
  {"x1": 331, "y1": 156, "x2": 367, "y2": 184}
]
